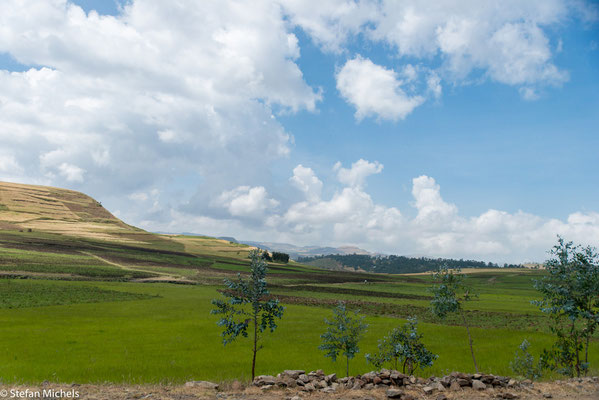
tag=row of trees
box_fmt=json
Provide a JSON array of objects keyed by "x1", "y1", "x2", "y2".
[
  {"x1": 297, "y1": 253, "x2": 522, "y2": 274},
  {"x1": 211, "y1": 237, "x2": 598, "y2": 380}
]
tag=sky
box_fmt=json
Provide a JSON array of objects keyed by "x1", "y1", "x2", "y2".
[{"x1": 0, "y1": 0, "x2": 598, "y2": 263}]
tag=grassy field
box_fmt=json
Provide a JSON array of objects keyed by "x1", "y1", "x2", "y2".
[{"x1": 0, "y1": 181, "x2": 597, "y2": 384}]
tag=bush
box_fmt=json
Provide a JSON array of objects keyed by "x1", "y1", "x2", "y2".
[
  {"x1": 510, "y1": 339, "x2": 543, "y2": 381},
  {"x1": 366, "y1": 317, "x2": 437, "y2": 374}
]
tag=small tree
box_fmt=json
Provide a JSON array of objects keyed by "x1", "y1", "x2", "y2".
[
  {"x1": 319, "y1": 302, "x2": 368, "y2": 377},
  {"x1": 366, "y1": 317, "x2": 437, "y2": 374},
  {"x1": 211, "y1": 250, "x2": 284, "y2": 380},
  {"x1": 532, "y1": 236, "x2": 599, "y2": 377},
  {"x1": 430, "y1": 266, "x2": 479, "y2": 372},
  {"x1": 510, "y1": 339, "x2": 544, "y2": 381}
]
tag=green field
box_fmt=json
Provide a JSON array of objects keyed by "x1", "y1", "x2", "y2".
[{"x1": 0, "y1": 229, "x2": 597, "y2": 384}]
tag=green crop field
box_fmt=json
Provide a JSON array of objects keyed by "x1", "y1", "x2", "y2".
[{"x1": 0, "y1": 228, "x2": 597, "y2": 384}]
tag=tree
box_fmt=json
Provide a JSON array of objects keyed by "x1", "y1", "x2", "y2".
[
  {"x1": 366, "y1": 317, "x2": 437, "y2": 374},
  {"x1": 430, "y1": 265, "x2": 479, "y2": 372},
  {"x1": 532, "y1": 236, "x2": 599, "y2": 377},
  {"x1": 509, "y1": 339, "x2": 544, "y2": 381},
  {"x1": 211, "y1": 250, "x2": 284, "y2": 380},
  {"x1": 319, "y1": 302, "x2": 368, "y2": 377},
  {"x1": 272, "y1": 251, "x2": 289, "y2": 263},
  {"x1": 260, "y1": 250, "x2": 273, "y2": 262}
]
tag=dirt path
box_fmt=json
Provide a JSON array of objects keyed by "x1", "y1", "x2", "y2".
[
  {"x1": 1, "y1": 379, "x2": 597, "y2": 400},
  {"x1": 80, "y1": 251, "x2": 194, "y2": 284}
]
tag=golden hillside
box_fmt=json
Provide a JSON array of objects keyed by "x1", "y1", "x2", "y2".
[
  {"x1": 0, "y1": 181, "x2": 151, "y2": 244},
  {"x1": 0, "y1": 181, "x2": 254, "y2": 257}
]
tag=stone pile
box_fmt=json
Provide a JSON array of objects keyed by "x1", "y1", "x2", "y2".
[{"x1": 253, "y1": 369, "x2": 523, "y2": 396}]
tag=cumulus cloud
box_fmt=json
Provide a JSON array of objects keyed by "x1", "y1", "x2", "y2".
[
  {"x1": 0, "y1": 0, "x2": 321, "y2": 206},
  {"x1": 336, "y1": 56, "x2": 425, "y2": 121},
  {"x1": 218, "y1": 186, "x2": 279, "y2": 218},
  {"x1": 183, "y1": 161, "x2": 597, "y2": 263},
  {"x1": 334, "y1": 159, "x2": 383, "y2": 187},
  {"x1": 290, "y1": 165, "x2": 323, "y2": 202},
  {"x1": 285, "y1": 0, "x2": 578, "y2": 100}
]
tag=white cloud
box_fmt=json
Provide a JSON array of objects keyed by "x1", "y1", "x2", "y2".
[
  {"x1": 334, "y1": 159, "x2": 383, "y2": 188},
  {"x1": 290, "y1": 165, "x2": 323, "y2": 202},
  {"x1": 336, "y1": 56, "x2": 425, "y2": 121},
  {"x1": 0, "y1": 0, "x2": 321, "y2": 202},
  {"x1": 218, "y1": 186, "x2": 279, "y2": 217},
  {"x1": 286, "y1": 0, "x2": 577, "y2": 99},
  {"x1": 57, "y1": 162, "x2": 85, "y2": 182}
]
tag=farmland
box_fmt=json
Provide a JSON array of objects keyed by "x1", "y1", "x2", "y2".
[{"x1": 0, "y1": 182, "x2": 597, "y2": 384}]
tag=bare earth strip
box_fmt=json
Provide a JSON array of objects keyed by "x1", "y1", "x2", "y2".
[
  {"x1": 0, "y1": 380, "x2": 597, "y2": 400},
  {"x1": 80, "y1": 251, "x2": 195, "y2": 284}
]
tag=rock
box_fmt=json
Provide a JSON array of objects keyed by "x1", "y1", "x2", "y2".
[
  {"x1": 449, "y1": 381, "x2": 462, "y2": 391},
  {"x1": 185, "y1": 381, "x2": 219, "y2": 390},
  {"x1": 260, "y1": 384, "x2": 274, "y2": 391},
  {"x1": 373, "y1": 376, "x2": 382, "y2": 385},
  {"x1": 322, "y1": 386, "x2": 336, "y2": 393},
  {"x1": 457, "y1": 378, "x2": 470, "y2": 386},
  {"x1": 508, "y1": 379, "x2": 517, "y2": 387},
  {"x1": 352, "y1": 379, "x2": 364, "y2": 390},
  {"x1": 386, "y1": 388, "x2": 403, "y2": 399},
  {"x1": 473, "y1": 373, "x2": 483, "y2": 379},
  {"x1": 316, "y1": 380, "x2": 327, "y2": 389},
  {"x1": 290, "y1": 397, "x2": 301, "y2": 400},
  {"x1": 380, "y1": 369, "x2": 391, "y2": 379},
  {"x1": 433, "y1": 382, "x2": 445, "y2": 392},
  {"x1": 364, "y1": 383, "x2": 374, "y2": 390},
  {"x1": 325, "y1": 373, "x2": 337, "y2": 383},
  {"x1": 501, "y1": 393, "x2": 519, "y2": 399},
  {"x1": 302, "y1": 382, "x2": 315, "y2": 392},
  {"x1": 403, "y1": 395, "x2": 416, "y2": 400},
  {"x1": 472, "y1": 380, "x2": 486, "y2": 390},
  {"x1": 436, "y1": 395, "x2": 447, "y2": 400},
  {"x1": 542, "y1": 394, "x2": 552, "y2": 399},
  {"x1": 423, "y1": 385, "x2": 434, "y2": 395},
  {"x1": 284, "y1": 370, "x2": 305, "y2": 379},
  {"x1": 409, "y1": 376, "x2": 417, "y2": 384},
  {"x1": 298, "y1": 374, "x2": 310, "y2": 383},
  {"x1": 521, "y1": 379, "x2": 532, "y2": 386},
  {"x1": 362, "y1": 372, "x2": 377, "y2": 383}
]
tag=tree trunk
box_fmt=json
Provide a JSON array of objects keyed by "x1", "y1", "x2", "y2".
[
  {"x1": 346, "y1": 356, "x2": 349, "y2": 378},
  {"x1": 252, "y1": 312, "x2": 258, "y2": 381},
  {"x1": 460, "y1": 309, "x2": 479, "y2": 373}
]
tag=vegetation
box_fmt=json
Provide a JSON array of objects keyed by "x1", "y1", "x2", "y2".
[
  {"x1": 298, "y1": 253, "x2": 522, "y2": 274},
  {"x1": 430, "y1": 266, "x2": 479, "y2": 372},
  {"x1": 510, "y1": 339, "x2": 544, "y2": 381},
  {"x1": 211, "y1": 250, "x2": 284, "y2": 380},
  {"x1": 272, "y1": 251, "x2": 290, "y2": 263},
  {"x1": 366, "y1": 317, "x2": 437, "y2": 374},
  {"x1": 533, "y1": 237, "x2": 599, "y2": 377},
  {"x1": 319, "y1": 302, "x2": 368, "y2": 377}
]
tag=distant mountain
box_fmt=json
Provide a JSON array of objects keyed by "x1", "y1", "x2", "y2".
[{"x1": 240, "y1": 241, "x2": 372, "y2": 260}]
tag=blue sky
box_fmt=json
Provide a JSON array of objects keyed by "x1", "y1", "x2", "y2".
[{"x1": 0, "y1": 0, "x2": 597, "y2": 262}]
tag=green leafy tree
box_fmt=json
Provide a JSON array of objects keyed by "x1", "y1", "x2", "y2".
[
  {"x1": 532, "y1": 236, "x2": 599, "y2": 377},
  {"x1": 260, "y1": 250, "x2": 273, "y2": 262},
  {"x1": 510, "y1": 339, "x2": 544, "y2": 381},
  {"x1": 319, "y1": 302, "x2": 368, "y2": 377},
  {"x1": 430, "y1": 265, "x2": 479, "y2": 372},
  {"x1": 211, "y1": 250, "x2": 284, "y2": 380},
  {"x1": 366, "y1": 317, "x2": 437, "y2": 374},
  {"x1": 272, "y1": 251, "x2": 290, "y2": 263}
]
